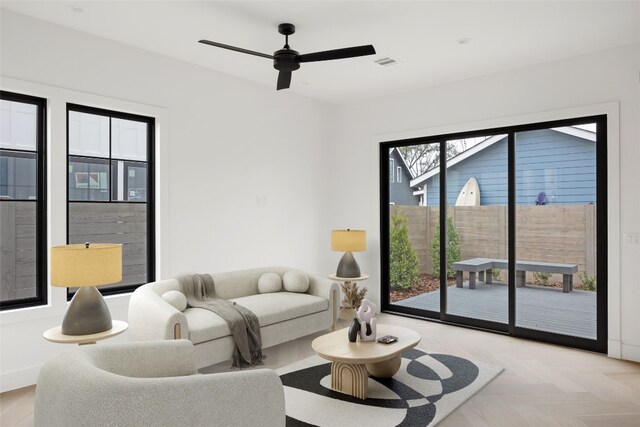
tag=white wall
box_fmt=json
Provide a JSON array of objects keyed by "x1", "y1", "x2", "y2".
[
  {"x1": 0, "y1": 10, "x2": 334, "y2": 391},
  {"x1": 326, "y1": 43, "x2": 640, "y2": 362}
]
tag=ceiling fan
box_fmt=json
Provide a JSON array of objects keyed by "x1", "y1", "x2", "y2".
[{"x1": 199, "y1": 23, "x2": 376, "y2": 91}]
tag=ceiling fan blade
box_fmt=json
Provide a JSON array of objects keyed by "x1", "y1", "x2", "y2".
[
  {"x1": 298, "y1": 45, "x2": 376, "y2": 63},
  {"x1": 198, "y1": 40, "x2": 274, "y2": 59},
  {"x1": 277, "y1": 71, "x2": 292, "y2": 90}
]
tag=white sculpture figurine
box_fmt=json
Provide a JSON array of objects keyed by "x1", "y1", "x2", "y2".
[{"x1": 357, "y1": 299, "x2": 377, "y2": 342}]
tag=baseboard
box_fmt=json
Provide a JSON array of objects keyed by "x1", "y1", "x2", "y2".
[
  {"x1": 621, "y1": 343, "x2": 640, "y2": 363},
  {"x1": 608, "y1": 339, "x2": 621, "y2": 359},
  {"x1": 0, "y1": 364, "x2": 40, "y2": 393},
  {"x1": 610, "y1": 340, "x2": 640, "y2": 362}
]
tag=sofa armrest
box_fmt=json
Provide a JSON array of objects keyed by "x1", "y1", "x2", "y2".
[
  {"x1": 36, "y1": 350, "x2": 284, "y2": 427},
  {"x1": 128, "y1": 287, "x2": 188, "y2": 341},
  {"x1": 307, "y1": 274, "x2": 340, "y2": 330},
  {"x1": 83, "y1": 339, "x2": 197, "y2": 378}
]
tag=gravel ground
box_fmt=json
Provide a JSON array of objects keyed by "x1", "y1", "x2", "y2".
[{"x1": 390, "y1": 274, "x2": 455, "y2": 302}]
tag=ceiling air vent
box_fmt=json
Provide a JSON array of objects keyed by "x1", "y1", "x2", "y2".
[{"x1": 374, "y1": 57, "x2": 399, "y2": 67}]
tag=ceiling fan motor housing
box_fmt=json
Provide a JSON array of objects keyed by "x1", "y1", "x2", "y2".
[
  {"x1": 278, "y1": 23, "x2": 296, "y2": 36},
  {"x1": 274, "y1": 49, "x2": 300, "y2": 71}
]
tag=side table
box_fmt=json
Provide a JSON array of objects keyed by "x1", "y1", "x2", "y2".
[
  {"x1": 329, "y1": 274, "x2": 369, "y2": 320},
  {"x1": 43, "y1": 320, "x2": 128, "y2": 345}
]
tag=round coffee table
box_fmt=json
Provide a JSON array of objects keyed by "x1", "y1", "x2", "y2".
[{"x1": 312, "y1": 324, "x2": 421, "y2": 399}]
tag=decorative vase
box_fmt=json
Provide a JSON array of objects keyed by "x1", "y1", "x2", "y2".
[
  {"x1": 357, "y1": 299, "x2": 377, "y2": 342},
  {"x1": 348, "y1": 318, "x2": 360, "y2": 342}
]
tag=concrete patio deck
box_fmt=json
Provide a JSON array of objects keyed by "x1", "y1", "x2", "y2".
[{"x1": 393, "y1": 281, "x2": 597, "y2": 339}]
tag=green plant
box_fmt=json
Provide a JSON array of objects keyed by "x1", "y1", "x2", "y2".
[
  {"x1": 580, "y1": 272, "x2": 597, "y2": 291},
  {"x1": 533, "y1": 271, "x2": 552, "y2": 285},
  {"x1": 390, "y1": 209, "x2": 419, "y2": 289},
  {"x1": 430, "y1": 216, "x2": 461, "y2": 278},
  {"x1": 491, "y1": 267, "x2": 502, "y2": 281}
]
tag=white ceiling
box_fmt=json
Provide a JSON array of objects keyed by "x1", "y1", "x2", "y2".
[{"x1": 2, "y1": 1, "x2": 639, "y2": 104}]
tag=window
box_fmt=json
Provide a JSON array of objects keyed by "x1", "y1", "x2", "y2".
[
  {"x1": 389, "y1": 158, "x2": 395, "y2": 182},
  {"x1": 397, "y1": 166, "x2": 402, "y2": 183},
  {"x1": 67, "y1": 104, "x2": 154, "y2": 295},
  {"x1": 0, "y1": 91, "x2": 47, "y2": 309}
]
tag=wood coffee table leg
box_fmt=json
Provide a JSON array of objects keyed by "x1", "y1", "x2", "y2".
[
  {"x1": 365, "y1": 355, "x2": 401, "y2": 378},
  {"x1": 331, "y1": 361, "x2": 368, "y2": 399}
]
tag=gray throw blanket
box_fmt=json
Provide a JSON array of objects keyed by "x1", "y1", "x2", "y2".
[{"x1": 178, "y1": 274, "x2": 265, "y2": 369}]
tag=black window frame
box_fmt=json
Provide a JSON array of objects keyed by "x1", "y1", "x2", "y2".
[
  {"x1": 380, "y1": 115, "x2": 608, "y2": 354},
  {"x1": 0, "y1": 90, "x2": 48, "y2": 310},
  {"x1": 66, "y1": 103, "x2": 155, "y2": 298}
]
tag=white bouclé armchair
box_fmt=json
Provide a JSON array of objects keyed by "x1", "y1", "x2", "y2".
[{"x1": 34, "y1": 340, "x2": 285, "y2": 427}]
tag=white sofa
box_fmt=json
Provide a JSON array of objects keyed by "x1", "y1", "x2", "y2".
[
  {"x1": 35, "y1": 340, "x2": 285, "y2": 427},
  {"x1": 128, "y1": 266, "x2": 339, "y2": 369}
]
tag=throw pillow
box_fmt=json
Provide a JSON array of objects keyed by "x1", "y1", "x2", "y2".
[
  {"x1": 282, "y1": 270, "x2": 309, "y2": 293},
  {"x1": 258, "y1": 272, "x2": 283, "y2": 294},
  {"x1": 162, "y1": 290, "x2": 187, "y2": 312}
]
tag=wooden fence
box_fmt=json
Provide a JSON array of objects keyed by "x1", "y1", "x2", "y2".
[
  {"x1": 1, "y1": 202, "x2": 37, "y2": 300},
  {"x1": 1, "y1": 202, "x2": 147, "y2": 300},
  {"x1": 391, "y1": 204, "x2": 596, "y2": 283},
  {"x1": 68, "y1": 203, "x2": 148, "y2": 289}
]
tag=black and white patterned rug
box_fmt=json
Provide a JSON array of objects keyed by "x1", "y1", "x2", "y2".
[{"x1": 277, "y1": 348, "x2": 503, "y2": 427}]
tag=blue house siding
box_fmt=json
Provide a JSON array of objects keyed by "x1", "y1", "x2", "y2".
[
  {"x1": 389, "y1": 149, "x2": 420, "y2": 205},
  {"x1": 425, "y1": 129, "x2": 596, "y2": 206}
]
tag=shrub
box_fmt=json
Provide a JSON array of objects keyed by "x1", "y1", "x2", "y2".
[
  {"x1": 430, "y1": 216, "x2": 461, "y2": 278},
  {"x1": 533, "y1": 271, "x2": 552, "y2": 285},
  {"x1": 491, "y1": 267, "x2": 502, "y2": 281},
  {"x1": 390, "y1": 209, "x2": 420, "y2": 289},
  {"x1": 580, "y1": 272, "x2": 597, "y2": 291}
]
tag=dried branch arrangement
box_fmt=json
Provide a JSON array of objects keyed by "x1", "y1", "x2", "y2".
[{"x1": 340, "y1": 281, "x2": 368, "y2": 311}]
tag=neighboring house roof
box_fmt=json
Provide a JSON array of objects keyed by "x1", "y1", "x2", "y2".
[
  {"x1": 389, "y1": 147, "x2": 415, "y2": 180},
  {"x1": 409, "y1": 126, "x2": 595, "y2": 188}
]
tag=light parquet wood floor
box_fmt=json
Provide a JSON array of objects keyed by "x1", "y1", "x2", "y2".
[{"x1": 2, "y1": 313, "x2": 639, "y2": 426}]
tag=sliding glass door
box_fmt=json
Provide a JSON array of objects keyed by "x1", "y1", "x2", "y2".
[
  {"x1": 381, "y1": 115, "x2": 607, "y2": 352},
  {"x1": 512, "y1": 122, "x2": 604, "y2": 348},
  {"x1": 385, "y1": 144, "x2": 442, "y2": 316},
  {"x1": 444, "y1": 134, "x2": 509, "y2": 329}
]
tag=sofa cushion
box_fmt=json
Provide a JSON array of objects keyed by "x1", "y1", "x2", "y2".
[
  {"x1": 183, "y1": 308, "x2": 229, "y2": 345},
  {"x1": 258, "y1": 273, "x2": 282, "y2": 294},
  {"x1": 282, "y1": 270, "x2": 309, "y2": 293},
  {"x1": 183, "y1": 292, "x2": 328, "y2": 345},
  {"x1": 162, "y1": 291, "x2": 187, "y2": 312}
]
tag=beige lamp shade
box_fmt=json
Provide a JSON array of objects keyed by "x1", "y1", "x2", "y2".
[
  {"x1": 331, "y1": 229, "x2": 366, "y2": 252},
  {"x1": 51, "y1": 243, "x2": 122, "y2": 287}
]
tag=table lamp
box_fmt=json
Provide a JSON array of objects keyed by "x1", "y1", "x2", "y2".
[
  {"x1": 331, "y1": 229, "x2": 366, "y2": 278},
  {"x1": 51, "y1": 243, "x2": 122, "y2": 335}
]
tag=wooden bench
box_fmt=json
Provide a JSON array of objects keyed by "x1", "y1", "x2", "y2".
[{"x1": 452, "y1": 258, "x2": 578, "y2": 292}]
